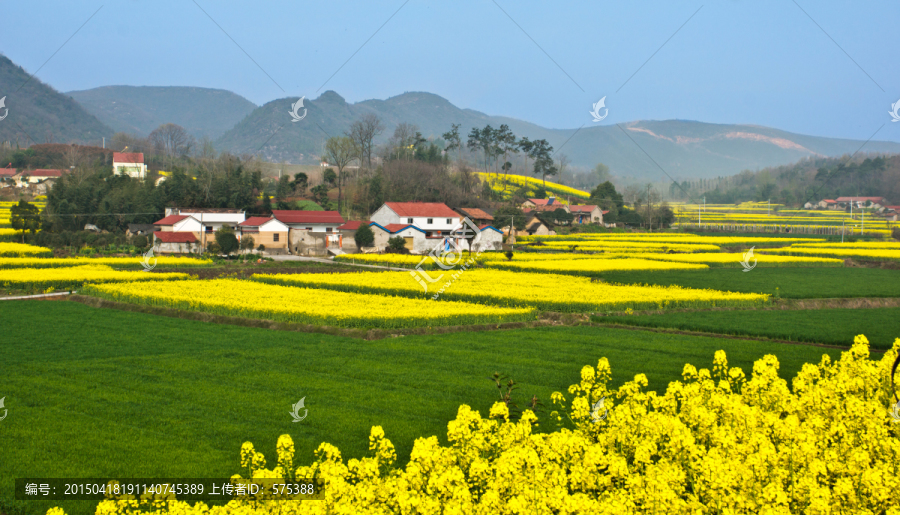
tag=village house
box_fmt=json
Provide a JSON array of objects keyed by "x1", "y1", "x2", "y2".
[
  {"x1": 13, "y1": 169, "x2": 63, "y2": 187},
  {"x1": 454, "y1": 207, "x2": 494, "y2": 226},
  {"x1": 152, "y1": 231, "x2": 199, "y2": 254},
  {"x1": 271, "y1": 210, "x2": 345, "y2": 256},
  {"x1": 817, "y1": 199, "x2": 838, "y2": 209},
  {"x1": 370, "y1": 202, "x2": 468, "y2": 254},
  {"x1": 834, "y1": 197, "x2": 888, "y2": 209},
  {"x1": 520, "y1": 197, "x2": 562, "y2": 209},
  {"x1": 113, "y1": 152, "x2": 147, "y2": 179},
  {"x1": 238, "y1": 217, "x2": 290, "y2": 253},
  {"x1": 568, "y1": 204, "x2": 604, "y2": 224},
  {"x1": 164, "y1": 208, "x2": 245, "y2": 249},
  {"x1": 523, "y1": 216, "x2": 555, "y2": 236},
  {"x1": 0, "y1": 167, "x2": 16, "y2": 182}
]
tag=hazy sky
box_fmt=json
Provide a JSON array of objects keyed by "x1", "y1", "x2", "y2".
[{"x1": 3, "y1": 0, "x2": 899, "y2": 142}]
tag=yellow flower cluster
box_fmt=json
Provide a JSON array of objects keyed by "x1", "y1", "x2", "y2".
[
  {"x1": 606, "y1": 252, "x2": 844, "y2": 267},
  {"x1": 759, "y1": 246, "x2": 900, "y2": 262},
  {"x1": 476, "y1": 172, "x2": 590, "y2": 199},
  {"x1": 486, "y1": 257, "x2": 709, "y2": 276},
  {"x1": 0, "y1": 228, "x2": 18, "y2": 239},
  {"x1": 792, "y1": 241, "x2": 900, "y2": 249},
  {"x1": 0, "y1": 256, "x2": 213, "y2": 269},
  {"x1": 334, "y1": 253, "x2": 484, "y2": 269},
  {"x1": 82, "y1": 279, "x2": 535, "y2": 328},
  {"x1": 253, "y1": 269, "x2": 768, "y2": 312},
  {"x1": 518, "y1": 233, "x2": 824, "y2": 245},
  {"x1": 62, "y1": 336, "x2": 900, "y2": 514},
  {"x1": 0, "y1": 265, "x2": 190, "y2": 291},
  {"x1": 537, "y1": 240, "x2": 722, "y2": 253},
  {"x1": 0, "y1": 242, "x2": 53, "y2": 257}
]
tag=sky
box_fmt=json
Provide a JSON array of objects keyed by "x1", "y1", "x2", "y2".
[{"x1": 2, "y1": 0, "x2": 899, "y2": 143}]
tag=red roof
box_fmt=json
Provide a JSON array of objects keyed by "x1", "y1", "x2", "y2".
[
  {"x1": 569, "y1": 205, "x2": 599, "y2": 213},
  {"x1": 113, "y1": 152, "x2": 144, "y2": 164},
  {"x1": 22, "y1": 169, "x2": 63, "y2": 178},
  {"x1": 384, "y1": 202, "x2": 460, "y2": 218},
  {"x1": 154, "y1": 231, "x2": 197, "y2": 243},
  {"x1": 0, "y1": 168, "x2": 16, "y2": 177},
  {"x1": 457, "y1": 207, "x2": 493, "y2": 221},
  {"x1": 528, "y1": 198, "x2": 558, "y2": 206},
  {"x1": 602, "y1": 210, "x2": 610, "y2": 215},
  {"x1": 239, "y1": 216, "x2": 274, "y2": 227},
  {"x1": 822, "y1": 199, "x2": 836, "y2": 203},
  {"x1": 272, "y1": 210, "x2": 345, "y2": 224},
  {"x1": 382, "y1": 223, "x2": 418, "y2": 233},
  {"x1": 153, "y1": 214, "x2": 190, "y2": 226},
  {"x1": 337, "y1": 221, "x2": 371, "y2": 230}
]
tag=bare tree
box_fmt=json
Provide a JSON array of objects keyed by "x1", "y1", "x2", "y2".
[
  {"x1": 63, "y1": 144, "x2": 83, "y2": 170},
  {"x1": 149, "y1": 123, "x2": 195, "y2": 158},
  {"x1": 346, "y1": 113, "x2": 384, "y2": 172},
  {"x1": 324, "y1": 136, "x2": 357, "y2": 215},
  {"x1": 388, "y1": 123, "x2": 419, "y2": 161}
]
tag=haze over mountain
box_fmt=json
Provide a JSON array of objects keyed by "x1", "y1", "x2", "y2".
[
  {"x1": 67, "y1": 86, "x2": 257, "y2": 140},
  {"x1": 0, "y1": 55, "x2": 112, "y2": 147},
  {"x1": 216, "y1": 91, "x2": 900, "y2": 180}
]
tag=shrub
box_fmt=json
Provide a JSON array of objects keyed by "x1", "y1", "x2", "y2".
[
  {"x1": 215, "y1": 226, "x2": 239, "y2": 255},
  {"x1": 354, "y1": 224, "x2": 375, "y2": 248},
  {"x1": 387, "y1": 236, "x2": 407, "y2": 253}
]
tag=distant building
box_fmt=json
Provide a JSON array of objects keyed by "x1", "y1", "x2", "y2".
[
  {"x1": 112, "y1": 152, "x2": 147, "y2": 179},
  {"x1": 0, "y1": 167, "x2": 17, "y2": 181},
  {"x1": 161, "y1": 208, "x2": 245, "y2": 250},
  {"x1": 835, "y1": 196, "x2": 888, "y2": 209},
  {"x1": 370, "y1": 202, "x2": 462, "y2": 237},
  {"x1": 455, "y1": 207, "x2": 494, "y2": 226},
  {"x1": 568, "y1": 205, "x2": 603, "y2": 224},
  {"x1": 13, "y1": 169, "x2": 63, "y2": 187},
  {"x1": 153, "y1": 230, "x2": 199, "y2": 254},
  {"x1": 521, "y1": 197, "x2": 559, "y2": 209}
]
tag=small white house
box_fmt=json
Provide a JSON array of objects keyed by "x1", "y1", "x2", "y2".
[
  {"x1": 238, "y1": 216, "x2": 290, "y2": 253},
  {"x1": 113, "y1": 152, "x2": 147, "y2": 179},
  {"x1": 370, "y1": 202, "x2": 462, "y2": 238}
]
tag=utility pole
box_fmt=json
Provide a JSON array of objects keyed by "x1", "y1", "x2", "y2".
[
  {"x1": 646, "y1": 184, "x2": 652, "y2": 232},
  {"x1": 767, "y1": 199, "x2": 770, "y2": 216}
]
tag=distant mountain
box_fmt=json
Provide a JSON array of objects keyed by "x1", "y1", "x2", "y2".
[
  {"x1": 0, "y1": 54, "x2": 112, "y2": 146},
  {"x1": 216, "y1": 90, "x2": 900, "y2": 180},
  {"x1": 67, "y1": 85, "x2": 257, "y2": 140}
]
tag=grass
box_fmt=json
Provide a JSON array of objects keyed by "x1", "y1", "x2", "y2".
[
  {"x1": 0, "y1": 300, "x2": 853, "y2": 515},
  {"x1": 597, "y1": 308, "x2": 900, "y2": 349},
  {"x1": 598, "y1": 267, "x2": 900, "y2": 299}
]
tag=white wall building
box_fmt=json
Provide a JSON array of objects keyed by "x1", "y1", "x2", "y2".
[
  {"x1": 113, "y1": 152, "x2": 147, "y2": 179},
  {"x1": 370, "y1": 202, "x2": 462, "y2": 238}
]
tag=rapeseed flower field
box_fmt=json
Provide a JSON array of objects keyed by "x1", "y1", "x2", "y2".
[
  {"x1": 0, "y1": 264, "x2": 190, "y2": 291},
  {"x1": 603, "y1": 252, "x2": 844, "y2": 267},
  {"x1": 65, "y1": 336, "x2": 900, "y2": 514},
  {"x1": 0, "y1": 242, "x2": 53, "y2": 257},
  {"x1": 82, "y1": 279, "x2": 535, "y2": 328},
  {"x1": 485, "y1": 257, "x2": 710, "y2": 276},
  {"x1": 759, "y1": 246, "x2": 900, "y2": 262},
  {"x1": 0, "y1": 256, "x2": 214, "y2": 269},
  {"x1": 253, "y1": 270, "x2": 769, "y2": 312}
]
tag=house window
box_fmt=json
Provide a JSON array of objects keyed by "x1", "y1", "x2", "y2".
[
  {"x1": 306, "y1": 227, "x2": 313, "y2": 231},
  {"x1": 205, "y1": 226, "x2": 213, "y2": 233},
  {"x1": 407, "y1": 218, "x2": 413, "y2": 224},
  {"x1": 326, "y1": 228, "x2": 333, "y2": 233},
  {"x1": 446, "y1": 218, "x2": 451, "y2": 224},
  {"x1": 427, "y1": 218, "x2": 433, "y2": 224},
  {"x1": 273, "y1": 233, "x2": 280, "y2": 242}
]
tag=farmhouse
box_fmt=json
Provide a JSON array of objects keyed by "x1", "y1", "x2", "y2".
[
  {"x1": 164, "y1": 208, "x2": 245, "y2": 249},
  {"x1": 13, "y1": 169, "x2": 63, "y2": 187},
  {"x1": 455, "y1": 207, "x2": 494, "y2": 226},
  {"x1": 521, "y1": 197, "x2": 561, "y2": 209},
  {"x1": 152, "y1": 230, "x2": 199, "y2": 254},
  {"x1": 818, "y1": 199, "x2": 838, "y2": 209},
  {"x1": 238, "y1": 217, "x2": 290, "y2": 253},
  {"x1": 0, "y1": 167, "x2": 16, "y2": 180},
  {"x1": 835, "y1": 196, "x2": 888, "y2": 209},
  {"x1": 113, "y1": 152, "x2": 147, "y2": 179},
  {"x1": 271, "y1": 210, "x2": 345, "y2": 256},
  {"x1": 568, "y1": 205, "x2": 604, "y2": 224},
  {"x1": 370, "y1": 202, "x2": 461, "y2": 238}
]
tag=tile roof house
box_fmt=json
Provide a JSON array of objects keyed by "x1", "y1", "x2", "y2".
[
  {"x1": 153, "y1": 230, "x2": 199, "y2": 254},
  {"x1": 455, "y1": 207, "x2": 494, "y2": 226},
  {"x1": 0, "y1": 167, "x2": 17, "y2": 179},
  {"x1": 14, "y1": 169, "x2": 64, "y2": 186},
  {"x1": 113, "y1": 152, "x2": 147, "y2": 179},
  {"x1": 272, "y1": 210, "x2": 345, "y2": 230},
  {"x1": 568, "y1": 205, "x2": 603, "y2": 224},
  {"x1": 238, "y1": 217, "x2": 290, "y2": 252},
  {"x1": 835, "y1": 196, "x2": 888, "y2": 208},
  {"x1": 370, "y1": 202, "x2": 461, "y2": 238}
]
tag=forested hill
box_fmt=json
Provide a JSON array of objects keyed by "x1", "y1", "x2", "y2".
[
  {"x1": 0, "y1": 55, "x2": 112, "y2": 146},
  {"x1": 215, "y1": 90, "x2": 900, "y2": 179},
  {"x1": 67, "y1": 85, "x2": 257, "y2": 140}
]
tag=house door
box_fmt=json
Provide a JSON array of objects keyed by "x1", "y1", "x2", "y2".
[{"x1": 404, "y1": 237, "x2": 414, "y2": 250}]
